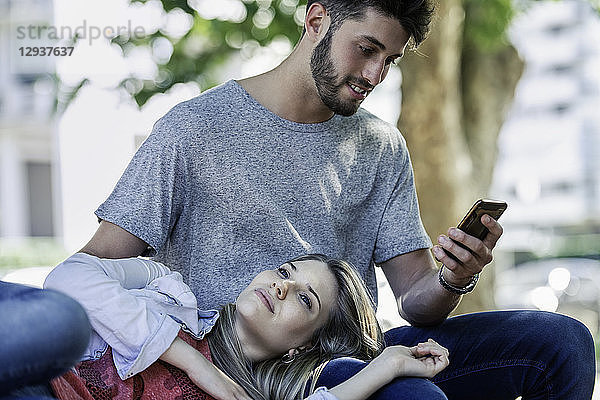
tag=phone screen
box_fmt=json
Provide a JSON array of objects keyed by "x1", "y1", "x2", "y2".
[
  {"x1": 443, "y1": 199, "x2": 507, "y2": 262},
  {"x1": 457, "y1": 199, "x2": 507, "y2": 240}
]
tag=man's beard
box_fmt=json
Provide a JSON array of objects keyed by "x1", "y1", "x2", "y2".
[{"x1": 310, "y1": 31, "x2": 362, "y2": 117}]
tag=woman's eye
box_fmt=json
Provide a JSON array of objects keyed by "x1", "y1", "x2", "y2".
[
  {"x1": 385, "y1": 57, "x2": 398, "y2": 66},
  {"x1": 277, "y1": 267, "x2": 290, "y2": 279},
  {"x1": 300, "y1": 293, "x2": 312, "y2": 310}
]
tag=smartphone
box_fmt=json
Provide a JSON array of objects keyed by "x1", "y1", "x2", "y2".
[
  {"x1": 444, "y1": 199, "x2": 507, "y2": 261},
  {"x1": 457, "y1": 199, "x2": 507, "y2": 240}
]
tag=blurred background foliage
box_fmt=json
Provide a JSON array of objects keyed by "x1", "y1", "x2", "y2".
[
  {"x1": 113, "y1": 0, "x2": 305, "y2": 106},
  {"x1": 55, "y1": 0, "x2": 598, "y2": 110},
  {"x1": 463, "y1": 0, "x2": 515, "y2": 52},
  {"x1": 79, "y1": 0, "x2": 526, "y2": 107}
]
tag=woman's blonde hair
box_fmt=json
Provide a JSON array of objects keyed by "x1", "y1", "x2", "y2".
[{"x1": 207, "y1": 254, "x2": 383, "y2": 400}]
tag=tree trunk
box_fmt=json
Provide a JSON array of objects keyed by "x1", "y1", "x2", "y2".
[
  {"x1": 398, "y1": 0, "x2": 523, "y2": 314},
  {"x1": 461, "y1": 43, "x2": 524, "y2": 196},
  {"x1": 400, "y1": 0, "x2": 471, "y2": 233}
]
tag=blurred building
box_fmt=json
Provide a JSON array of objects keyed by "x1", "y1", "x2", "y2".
[
  {"x1": 0, "y1": 0, "x2": 59, "y2": 241},
  {"x1": 491, "y1": 0, "x2": 600, "y2": 336},
  {"x1": 492, "y1": 0, "x2": 600, "y2": 260}
]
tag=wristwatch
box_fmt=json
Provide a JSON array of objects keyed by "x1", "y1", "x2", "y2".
[{"x1": 438, "y1": 265, "x2": 479, "y2": 295}]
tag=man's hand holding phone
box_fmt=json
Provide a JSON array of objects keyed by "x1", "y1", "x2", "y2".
[{"x1": 432, "y1": 199, "x2": 506, "y2": 289}]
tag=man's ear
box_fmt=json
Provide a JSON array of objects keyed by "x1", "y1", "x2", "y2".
[{"x1": 304, "y1": 2, "x2": 331, "y2": 42}]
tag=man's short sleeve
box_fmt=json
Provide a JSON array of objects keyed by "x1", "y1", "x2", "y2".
[
  {"x1": 95, "y1": 119, "x2": 188, "y2": 256},
  {"x1": 373, "y1": 147, "x2": 432, "y2": 264}
]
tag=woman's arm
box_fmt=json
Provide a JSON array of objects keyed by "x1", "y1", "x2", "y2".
[
  {"x1": 44, "y1": 253, "x2": 196, "y2": 379},
  {"x1": 47, "y1": 254, "x2": 250, "y2": 398},
  {"x1": 317, "y1": 339, "x2": 449, "y2": 400},
  {"x1": 159, "y1": 336, "x2": 251, "y2": 400}
]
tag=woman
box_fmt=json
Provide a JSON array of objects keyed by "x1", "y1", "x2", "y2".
[{"x1": 44, "y1": 253, "x2": 448, "y2": 400}]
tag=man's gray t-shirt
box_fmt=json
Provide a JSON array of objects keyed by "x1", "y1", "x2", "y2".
[{"x1": 96, "y1": 80, "x2": 432, "y2": 310}]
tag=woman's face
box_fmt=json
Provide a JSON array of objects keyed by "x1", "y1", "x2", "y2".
[{"x1": 234, "y1": 259, "x2": 338, "y2": 361}]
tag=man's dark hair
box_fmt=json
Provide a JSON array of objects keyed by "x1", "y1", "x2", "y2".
[{"x1": 305, "y1": 0, "x2": 434, "y2": 48}]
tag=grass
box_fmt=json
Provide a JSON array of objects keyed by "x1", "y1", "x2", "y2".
[{"x1": 0, "y1": 238, "x2": 68, "y2": 276}]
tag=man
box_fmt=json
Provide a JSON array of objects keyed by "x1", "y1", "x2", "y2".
[{"x1": 80, "y1": 1, "x2": 596, "y2": 398}]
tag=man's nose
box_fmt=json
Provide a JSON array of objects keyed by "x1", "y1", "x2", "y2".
[
  {"x1": 274, "y1": 280, "x2": 293, "y2": 299},
  {"x1": 362, "y1": 60, "x2": 386, "y2": 87}
]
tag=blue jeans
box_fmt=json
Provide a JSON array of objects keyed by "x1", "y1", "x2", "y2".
[
  {"x1": 317, "y1": 310, "x2": 596, "y2": 399},
  {"x1": 0, "y1": 281, "x2": 91, "y2": 399}
]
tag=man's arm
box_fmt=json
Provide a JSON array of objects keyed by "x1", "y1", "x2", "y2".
[
  {"x1": 381, "y1": 248, "x2": 460, "y2": 326},
  {"x1": 80, "y1": 220, "x2": 149, "y2": 259},
  {"x1": 381, "y1": 215, "x2": 503, "y2": 326}
]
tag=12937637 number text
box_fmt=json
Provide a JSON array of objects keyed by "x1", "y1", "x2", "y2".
[{"x1": 19, "y1": 46, "x2": 74, "y2": 56}]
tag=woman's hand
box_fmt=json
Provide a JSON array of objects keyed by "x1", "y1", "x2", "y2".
[
  {"x1": 373, "y1": 339, "x2": 449, "y2": 380},
  {"x1": 327, "y1": 339, "x2": 449, "y2": 400}
]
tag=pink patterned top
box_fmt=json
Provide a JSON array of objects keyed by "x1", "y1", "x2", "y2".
[{"x1": 51, "y1": 331, "x2": 216, "y2": 400}]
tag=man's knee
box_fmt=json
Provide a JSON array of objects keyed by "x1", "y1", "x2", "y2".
[
  {"x1": 317, "y1": 357, "x2": 447, "y2": 400},
  {"x1": 528, "y1": 311, "x2": 593, "y2": 351},
  {"x1": 1, "y1": 288, "x2": 91, "y2": 367},
  {"x1": 0, "y1": 288, "x2": 90, "y2": 394},
  {"x1": 552, "y1": 312, "x2": 593, "y2": 344},
  {"x1": 36, "y1": 289, "x2": 91, "y2": 364},
  {"x1": 538, "y1": 312, "x2": 595, "y2": 366},
  {"x1": 516, "y1": 311, "x2": 596, "y2": 396}
]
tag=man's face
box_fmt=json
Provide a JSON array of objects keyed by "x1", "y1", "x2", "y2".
[{"x1": 310, "y1": 9, "x2": 411, "y2": 116}]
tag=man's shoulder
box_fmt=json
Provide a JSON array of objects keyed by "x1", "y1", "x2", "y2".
[
  {"x1": 353, "y1": 107, "x2": 400, "y2": 131},
  {"x1": 138, "y1": 80, "x2": 252, "y2": 149},
  {"x1": 157, "y1": 80, "x2": 238, "y2": 127},
  {"x1": 341, "y1": 108, "x2": 407, "y2": 149}
]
